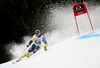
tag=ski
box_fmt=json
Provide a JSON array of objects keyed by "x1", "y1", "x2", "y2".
[
  {"x1": 12, "y1": 56, "x2": 23, "y2": 64},
  {"x1": 12, "y1": 48, "x2": 51, "y2": 64}
]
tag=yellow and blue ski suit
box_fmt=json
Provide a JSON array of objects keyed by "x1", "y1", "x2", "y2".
[{"x1": 22, "y1": 34, "x2": 47, "y2": 57}]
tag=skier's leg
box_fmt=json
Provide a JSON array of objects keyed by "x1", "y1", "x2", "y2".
[
  {"x1": 16, "y1": 52, "x2": 30, "y2": 62},
  {"x1": 27, "y1": 46, "x2": 40, "y2": 57},
  {"x1": 26, "y1": 52, "x2": 33, "y2": 57},
  {"x1": 33, "y1": 46, "x2": 40, "y2": 53},
  {"x1": 16, "y1": 44, "x2": 36, "y2": 62},
  {"x1": 28, "y1": 44, "x2": 36, "y2": 52},
  {"x1": 22, "y1": 52, "x2": 30, "y2": 57},
  {"x1": 21, "y1": 44, "x2": 35, "y2": 57},
  {"x1": 27, "y1": 44, "x2": 36, "y2": 57}
]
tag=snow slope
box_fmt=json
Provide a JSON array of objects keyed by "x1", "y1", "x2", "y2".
[{"x1": 1, "y1": 30, "x2": 100, "y2": 68}]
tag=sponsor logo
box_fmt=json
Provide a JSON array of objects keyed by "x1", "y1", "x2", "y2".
[{"x1": 74, "y1": 5, "x2": 84, "y2": 12}]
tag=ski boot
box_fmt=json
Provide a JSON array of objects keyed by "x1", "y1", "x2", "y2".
[{"x1": 26, "y1": 52, "x2": 33, "y2": 57}]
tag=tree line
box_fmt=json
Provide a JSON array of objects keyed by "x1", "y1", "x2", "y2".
[{"x1": 0, "y1": 0, "x2": 70, "y2": 64}]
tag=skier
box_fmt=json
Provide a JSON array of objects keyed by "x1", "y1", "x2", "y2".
[{"x1": 16, "y1": 29, "x2": 47, "y2": 62}]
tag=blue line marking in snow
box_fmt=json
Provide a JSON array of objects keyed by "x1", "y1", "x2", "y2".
[{"x1": 75, "y1": 30, "x2": 100, "y2": 40}]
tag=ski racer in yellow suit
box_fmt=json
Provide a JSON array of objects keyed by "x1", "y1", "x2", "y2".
[{"x1": 16, "y1": 29, "x2": 47, "y2": 62}]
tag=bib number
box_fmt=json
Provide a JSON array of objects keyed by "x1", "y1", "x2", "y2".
[{"x1": 35, "y1": 39, "x2": 41, "y2": 44}]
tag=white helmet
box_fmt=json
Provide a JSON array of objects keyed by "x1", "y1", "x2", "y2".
[{"x1": 35, "y1": 29, "x2": 41, "y2": 35}]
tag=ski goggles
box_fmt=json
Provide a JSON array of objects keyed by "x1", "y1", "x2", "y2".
[{"x1": 36, "y1": 34, "x2": 40, "y2": 36}]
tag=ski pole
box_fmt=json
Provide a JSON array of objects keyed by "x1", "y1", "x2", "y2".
[{"x1": 21, "y1": 47, "x2": 27, "y2": 55}]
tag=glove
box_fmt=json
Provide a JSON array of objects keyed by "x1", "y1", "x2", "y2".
[
  {"x1": 26, "y1": 44, "x2": 30, "y2": 47},
  {"x1": 44, "y1": 46, "x2": 47, "y2": 51}
]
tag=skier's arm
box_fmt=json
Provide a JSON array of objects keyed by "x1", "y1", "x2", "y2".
[
  {"x1": 42, "y1": 37, "x2": 47, "y2": 51},
  {"x1": 27, "y1": 35, "x2": 35, "y2": 47}
]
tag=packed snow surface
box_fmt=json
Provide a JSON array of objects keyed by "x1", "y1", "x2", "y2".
[{"x1": 1, "y1": 30, "x2": 100, "y2": 68}]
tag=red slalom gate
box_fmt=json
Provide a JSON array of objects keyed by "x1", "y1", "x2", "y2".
[{"x1": 71, "y1": 0, "x2": 94, "y2": 35}]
